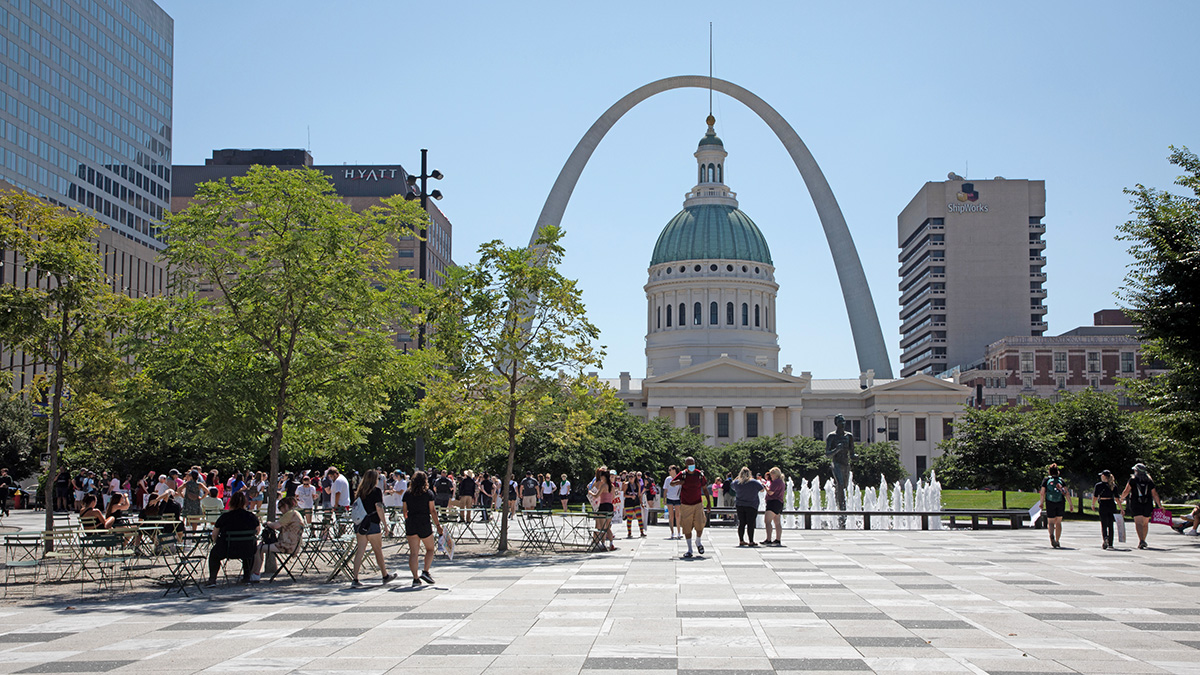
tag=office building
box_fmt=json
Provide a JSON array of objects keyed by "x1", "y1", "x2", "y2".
[
  {"x1": 0, "y1": 0, "x2": 173, "y2": 389},
  {"x1": 172, "y1": 149, "x2": 455, "y2": 349},
  {"x1": 897, "y1": 176, "x2": 1047, "y2": 377},
  {"x1": 960, "y1": 309, "x2": 1161, "y2": 409}
]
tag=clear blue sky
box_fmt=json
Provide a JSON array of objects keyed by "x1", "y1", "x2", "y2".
[{"x1": 159, "y1": 1, "x2": 1199, "y2": 379}]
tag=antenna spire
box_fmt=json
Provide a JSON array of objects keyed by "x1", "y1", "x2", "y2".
[{"x1": 708, "y1": 22, "x2": 713, "y2": 117}]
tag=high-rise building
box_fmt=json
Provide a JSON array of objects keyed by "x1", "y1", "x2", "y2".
[
  {"x1": 0, "y1": 0, "x2": 173, "y2": 389},
  {"x1": 172, "y1": 149, "x2": 455, "y2": 350},
  {"x1": 897, "y1": 176, "x2": 1047, "y2": 377}
]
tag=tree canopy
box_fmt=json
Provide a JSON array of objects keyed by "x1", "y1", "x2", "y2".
[
  {"x1": 413, "y1": 225, "x2": 608, "y2": 551},
  {"x1": 128, "y1": 166, "x2": 430, "y2": 519},
  {"x1": 935, "y1": 404, "x2": 1057, "y2": 508}
]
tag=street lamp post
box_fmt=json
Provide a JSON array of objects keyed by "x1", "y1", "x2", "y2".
[{"x1": 405, "y1": 149, "x2": 443, "y2": 472}]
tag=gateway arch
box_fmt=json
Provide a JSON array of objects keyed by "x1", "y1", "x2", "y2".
[{"x1": 530, "y1": 75, "x2": 893, "y2": 379}]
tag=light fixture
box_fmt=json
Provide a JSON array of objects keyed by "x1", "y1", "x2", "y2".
[
  {"x1": 430, "y1": 170, "x2": 444, "y2": 180},
  {"x1": 430, "y1": 190, "x2": 443, "y2": 200}
]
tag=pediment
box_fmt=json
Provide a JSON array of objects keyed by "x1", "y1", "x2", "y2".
[
  {"x1": 648, "y1": 357, "x2": 805, "y2": 386},
  {"x1": 871, "y1": 373, "x2": 970, "y2": 394}
]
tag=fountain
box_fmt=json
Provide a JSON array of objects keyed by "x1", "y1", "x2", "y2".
[{"x1": 781, "y1": 471, "x2": 943, "y2": 530}]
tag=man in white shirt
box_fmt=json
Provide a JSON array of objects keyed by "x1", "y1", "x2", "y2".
[
  {"x1": 329, "y1": 467, "x2": 351, "y2": 511},
  {"x1": 295, "y1": 476, "x2": 318, "y2": 523},
  {"x1": 154, "y1": 475, "x2": 171, "y2": 497}
]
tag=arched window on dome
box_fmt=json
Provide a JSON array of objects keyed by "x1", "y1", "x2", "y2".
[
  {"x1": 726, "y1": 302, "x2": 734, "y2": 325},
  {"x1": 709, "y1": 302, "x2": 718, "y2": 325},
  {"x1": 656, "y1": 306, "x2": 661, "y2": 329},
  {"x1": 717, "y1": 164, "x2": 723, "y2": 183},
  {"x1": 755, "y1": 304, "x2": 761, "y2": 327},
  {"x1": 741, "y1": 303, "x2": 749, "y2": 326},
  {"x1": 666, "y1": 304, "x2": 672, "y2": 327},
  {"x1": 708, "y1": 163, "x2": 715, "y2": 182},
  {"x1": 679, "y1": 303, "x2": 686, "y2": 327},
  {"x1": 699, "y1": 165, "x2": 704, "y2": 184},
  {"x1": 693, "y1": 302, "x2": 701, "y2": 326}
]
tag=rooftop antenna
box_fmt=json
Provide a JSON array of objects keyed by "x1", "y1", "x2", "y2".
[
  {"x1": 307, "y1": 125, "x2": 311, "y2": 152},
  {"x1": 708, "y1": 22, "x2": 713, "y2": 117}
]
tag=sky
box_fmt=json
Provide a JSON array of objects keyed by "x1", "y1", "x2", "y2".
[{"x1": 158, "y1": 0, "x2": 1200, "y2": 380}]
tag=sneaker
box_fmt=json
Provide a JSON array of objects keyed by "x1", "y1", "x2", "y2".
[
  {"x1": 1138, "y1": 541, "x2": 1148, "y2": 549},
  {"x1": 1101, "y1": 542, "x2": 1108, "y2": 550},
  {"x1": 382, "y1": 573, "x2": 396, "y2": 584},
  {"x1": 738, "y1": 542, "x2": 747, "y2": 547},
  {"x1": 682, "y1": 551, "x2": 693, "y2": 559},
  {"x1": 640, "y1": 532, "x2": 646, "y2": 538},
  {"x1": 249, "y1": 573, "x2": 261, "y2": 583},
  {"x1": 350, "y1": 579, "x2": 364, "y2": 588},
  {"x1": 412, "y1": 578, "x2": 421, "y2": 587},
  {"x1": 774, "y1": 540, "x2": 783, "y2": 547},
  {"x1": 697, "y1": 543, "x2": 705, "y2": 555},
  {"x1": 420, "y1": 571, "x2": 435, "y2": 584},
  {"x1": 204, "y1": 582, "x2": 217, "y2": 589},
  {"x1": 748, "y1": 542, "x2": 758, "y2": 547},
  {"x1": 1188, "y1": 530, "x2": 1200, "y2": 536},
  {"x1": 626, "y1": 534, "x2": 633, "y2": 539}
]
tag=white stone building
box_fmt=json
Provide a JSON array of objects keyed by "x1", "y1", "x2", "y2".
[{"x1": 605, "y1": 118, "x2": 970, "y2": 478}]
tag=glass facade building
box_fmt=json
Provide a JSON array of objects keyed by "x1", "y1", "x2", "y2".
[
  {"x1": 0, "y1": 0, "x2": 171, "y2": 390},
  {"x1": 0, "y1": 0, "x2": 172, "y2": 250}
]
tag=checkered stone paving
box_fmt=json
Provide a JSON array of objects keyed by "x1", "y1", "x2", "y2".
[{"x1": 2, "y1": 520, "x2": 1199, "y2": 674}]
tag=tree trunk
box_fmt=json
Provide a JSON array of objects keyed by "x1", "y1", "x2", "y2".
[
  {"x1": 498, "y1": 389, "x2": 518, "y2": 553},
  {"x1": 268, "y1": 373, "x2": 288, "y2": 524}
]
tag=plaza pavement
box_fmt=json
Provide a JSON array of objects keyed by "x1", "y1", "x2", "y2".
[{"x1": 1, "y1": 512, "x2": 1199, "y2": 675}]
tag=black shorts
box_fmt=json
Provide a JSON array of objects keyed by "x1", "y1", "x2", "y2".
[
  {"x1": 1045, "y1": 500, "x2": 1065, "y2": 519},
  {"x1": 766, "y1": 499, "x2": 784, "y2": 514},
  {"x1": 598, "y1": 502, "x2": 613, "y2": 514},
  {"x1": 1129, "y1": 501, "x2": 1154, "y2": 519},
  {"x1": 434, "y1": 493, "x2": 450, "y2": 508},
  {"x1": 405, "y1": 518, "x2": 433, "y2": 539}
]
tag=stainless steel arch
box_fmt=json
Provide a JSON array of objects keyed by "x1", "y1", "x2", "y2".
[{"x1": 531, "y1": 76, "x2": 893, "y2": 378}]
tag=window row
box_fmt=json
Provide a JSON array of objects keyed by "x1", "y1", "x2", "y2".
[
  {"x1": 698, "y1": 161, "x2": 722, "y2": 184},
  {"x1": 657, "y1": 301, "x2": 768, "y2": 330}
]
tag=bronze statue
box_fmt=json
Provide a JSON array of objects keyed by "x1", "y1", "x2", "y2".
[{"x1": 825, "y1": 413, "x2": 855, "y2": 527}]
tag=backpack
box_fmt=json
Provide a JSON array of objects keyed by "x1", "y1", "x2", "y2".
[
  {"x1": 1044, "y1": 477, "x2": 1065, "y2": 502},
  {"x1": 350, "y1": 497, "x2": 367, "y2": 525}
]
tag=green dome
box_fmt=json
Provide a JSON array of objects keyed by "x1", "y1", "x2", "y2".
[
  {"x1": 651, "y1": 204, "x2": 772, "y2": 265},
  {"x1": 698, "y1": 133, "x2": 724, "y2": 147}
]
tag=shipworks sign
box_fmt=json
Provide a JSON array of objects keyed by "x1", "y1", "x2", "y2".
[{"x1": 948, "y1": 183, "x2": 988, "y2": 213}]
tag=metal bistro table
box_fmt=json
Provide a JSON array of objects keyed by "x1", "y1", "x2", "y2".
[{"x1": 557, "y1": 511, "x2": 612, "y2": 552}]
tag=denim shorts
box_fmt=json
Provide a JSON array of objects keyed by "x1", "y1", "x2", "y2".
[
  {"x1": 356, "y1": 521, "x2": 381, "y2": 536},
  {"x1": 666, "y1": 498, "x2": 682, "y2": 506}
]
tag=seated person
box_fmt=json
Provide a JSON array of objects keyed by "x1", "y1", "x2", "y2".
[
  {"x1": 207, "y1": 492, "x2": 261, "y2": 587},
  {"x1": 78, "y1": 495, "x2": 107, "y2": 529},
  {"x1": 200, "y1": 487, "x2": 224, "y2": 515},
  {"x1": 104, "y1": 492, "x2": 131, "y2": 527},
  {"x1": 1173, "y1": 505, "x2": 1200, "y2": 534},
  {"x1": 249, "y1": 496, "x2": 304, "y2": 582},
  {"x1": 146, "y1": 491, "x2": 183, "y2": 533}
]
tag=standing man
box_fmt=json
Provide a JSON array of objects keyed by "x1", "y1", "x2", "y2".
[
  {"x1": 670, "y1": 456, "x2": 707, "y2": 558},
  {"x1": 825, "y1": 414, "x2": 855, "y2": 527},
  {"x1": 1120, "y1": 462, "x2": 1164, "y2": 550},
  {"x1": 520, "y1": 471, "x2": 540, "y2": 512},
  {"x1": 0, "y1": 468, "x2": 13, "y2": 516},
  {"x1": 328, "y1": 467, "x2": 351, "y2": 512},
  {"x1": 433, "y1": 470, "x2": 454, "y2": 509}
]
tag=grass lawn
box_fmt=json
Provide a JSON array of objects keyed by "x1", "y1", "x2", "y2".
[{"x1": 941, "y1": 489, "x2": 1193, "y2": 521}]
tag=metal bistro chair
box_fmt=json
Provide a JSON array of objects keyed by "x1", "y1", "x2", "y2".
[
  {"x1": 3, "y1": 534, "x2": 43, "y2": 598},
  {"x1": 78, "y1": 532, "x2": 136, "y2": 592},
  {"x1": 218, "y1": 530, "x2": 259, "y2": 584},
  {"x1": 155, "y1": 531, "x2": 207, "y2": 597}
]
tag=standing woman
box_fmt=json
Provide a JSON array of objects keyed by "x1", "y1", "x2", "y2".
[
  {"x1": 458, "y1": 470, "x2": 477, "y2": 520},
  {"x1": 623, "y1": 471, "x2": 646, "y2": 538},
  {"x1": 1120, "y1": 462, "x2": 1164, "y2": 550},
  {"x1": 402, "y1": 470, "x2": 443, "y2": 586},
  {"x1": 763, "y1": 467, "x2": 786, "y2": 547},
  {"x1": 350, "y1": 468, "x2": 395, "y2": 587},
  {"x1": 587, "y1": 467, "x2": 617, "y2": 551},
  {"x1": 182, "y1": 470, "x2": 205, "y2": 529},
  {"x1": 541, "y1": 473, "x2": 557, "y2": 510},
  {"x1": 559, "y1": 474, "x2": 571, "y2": 512},
  {"x1": 733, "y1": 467, "x2": 764, "y2": 546},
  {"x1": 478, "y1": 472, "x2": 494, "y2": 522},
  {"x1": 1039, "y1": 463, "x2": 1069, "y2": 548},
  {"x1": 1092, "y1": 470, "x2": 1119, "y2": 549},
  {"x1": 663, "y1": 465, "x2": 683, "y2": 539}
]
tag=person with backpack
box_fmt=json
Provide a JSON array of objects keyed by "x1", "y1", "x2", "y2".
[
  {"x1": 349, "y1": 468, "x2": 395, "y2": 587},
  {"x1": 1120, "y1": 462, "x2": 1164, "y2": 550},
  {"x1": 1039, "y1": 463, "x2": 1069, "y2": 548}
]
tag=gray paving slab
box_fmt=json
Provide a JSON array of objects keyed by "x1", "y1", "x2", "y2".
[{"x1": 3, "y1": 520, "x2": 1200, "y2": 673}]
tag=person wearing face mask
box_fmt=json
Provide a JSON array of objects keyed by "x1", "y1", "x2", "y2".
[{"x1": 670, "y1": 456, "x2": 708, "y2": 558}]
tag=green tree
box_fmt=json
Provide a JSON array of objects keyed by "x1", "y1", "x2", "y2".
[
  {"x1": 0, "y1": 191, "x2": 130, "y2": 534},
  {"x1": 934, "y1": 405, "x2": 1057, "y2": 508},
  {"x1": 414, "y1": 225, "x2": 607, "y2": 552},
  {"x1": 696, "y1": 435, "x2": 828, "y2": 484},
  {"x1": 1027, "y1": 389, "x2": 1143, "y2": 512},
  {"x1": 1117, "y1": 146, "x2": 1200, "y2": 494},
  {"x1": 131, "y1": 166, "x2": 429, "y2": 520},
  {"x1": 0, "y1": 396, "x2": 38, "y2": 480},
  {"x1": 851, "y1": 441, "x2": 907, "y2": 488}
]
